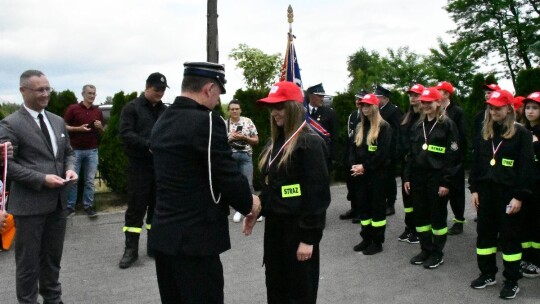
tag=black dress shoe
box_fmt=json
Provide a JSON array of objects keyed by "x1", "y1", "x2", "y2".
[
  {"x1": 386, "y1": 206, "x2": 395, "y2": 216},
  {"x1": 339, "y1": 209, "x2": 355, "y2": 220}
]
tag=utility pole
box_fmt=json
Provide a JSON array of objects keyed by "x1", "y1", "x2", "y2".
[{"x1": 207, "y1": 0, "x2": 219, "y2": 63}]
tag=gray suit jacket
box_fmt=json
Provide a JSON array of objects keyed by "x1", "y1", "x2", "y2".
[{"x1": 0, "y1": 106, "x2": 75, "y2": 216}]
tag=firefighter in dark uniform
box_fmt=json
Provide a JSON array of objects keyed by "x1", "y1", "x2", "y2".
[
  {"x1": 118, "y1": 72, "x2": 168, "y2": 269},
  {"x1": 306, "y1": 83, "x2": 339, "y2": 169},
  {"x1": 435, "y1": 81, "x2": 468, "y2": 235},
  {"x1": 374, "y1": 85, "x2": 402, "y2": 216},
  {"x1": 404, "y1": 87, "x2": 460, "y2": 269},
  {"x1": 349, "y1": 93, "x2": 392, "y2": 255},
  {"x1": 248, "y1": 81, "x2": 331, "y2": 304},
  {"x1": 521, "y1": 92, "x2": 540, "y2": 278},
  {"x1": 149, "y1": 62, "x2": 260, "y2": 303},
  {"x1": 473, "y1": 84, "x2": 501, "y2": 143},
  {"x1": 469, "y1": 89, "x2": 534, "y2": 300},
  {"x1": 397, "y1": 84, "x2": 424, "y2": 244},
  {"x1": 340, "y1": 90, "x2": 366, "y2": 223}
]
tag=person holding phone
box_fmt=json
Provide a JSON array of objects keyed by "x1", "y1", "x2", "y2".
[
  {"x1": 64, "y1": 84, "x2": 104, "y2": 218},
  {"x1": 227, "y1": 100, "x2": 259, "y2": 223},
  {"x1": 469, "y1": 90, "x2": 534, "y2": 299}
]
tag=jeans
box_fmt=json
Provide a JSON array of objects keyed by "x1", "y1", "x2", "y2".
[
  {"x1": 67, "y1": 149, "x2": 98, "y2": 209},
  {"x1": 232, "y1": 151, "x2": 254, "y2": 193}
]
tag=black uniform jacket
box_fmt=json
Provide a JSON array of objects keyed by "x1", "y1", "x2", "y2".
[
  {"x1": 469, "y1": 123, "x2": 534, "y2": 202},
  {"x1": 260, "y1": 128, "x2": 331, "y2": 245},
  {"x1": 404, "y1": 116, "x2": 460, "y2": 188},
  {"x1": 445, "y1": 102, "x2": 468, "y2": 160},
  {"x1": 397, "y1": 109, "x2": 420, "y2": 161},
  {"x1": 528, "y1": 123, "x2": 540, "y2": 184},
  {"x1": 349, "y1": 120, "x2": 392, "y2": 173},
  {"x1": 119, "y1": 94, "x2": 166, "y2": 162},
  {"x1": 149, "y1": 96, "x2": 253, "y2": 256},
  {"x1": 380, "y1": 102, "x2": 403, "y2": 160},
  {"x1": 310, "y1": 106, "x2": 339, "y2": 164},
  {"x1": 343, "y1": 110, "x2": 361, "y2": 168}
]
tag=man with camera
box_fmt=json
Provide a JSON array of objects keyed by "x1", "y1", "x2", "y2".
[
  {"x1": 226, "y1": 100, "x2": 259, "y2": 223},
  {"x1": 64, "y1": 84, "x2": 104, "y2": 218}
]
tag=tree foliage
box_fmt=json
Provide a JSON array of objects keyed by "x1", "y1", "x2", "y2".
[
  {"x1": 229, "y1": 44, "x2": 283, "y2": 91},
  {"x1": 446, "y1": 0, "x2": 540, "y2": 86},
  {"x1": 98, "y1": 91, "x2": 136, "y2": 193},
  {"x1": 47, "y1": 89, "x2": 77, "y2": 117},
  {"x1": 425, "y1": 38, "x2": 480, "y2": 95}
]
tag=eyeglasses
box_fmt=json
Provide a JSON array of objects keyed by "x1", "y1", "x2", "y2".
[{"x1": 25, "y1": 87, "x2": 52, "y2": 94}]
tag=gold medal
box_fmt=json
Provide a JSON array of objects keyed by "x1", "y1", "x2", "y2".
[
  {"x1": 490, "y1": 158, "x2": 496, "y2": 166},
  {"x1": 422, "y1": 143, "x2": 428, "y2": 150}
]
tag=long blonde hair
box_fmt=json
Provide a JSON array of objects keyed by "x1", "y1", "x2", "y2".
[
  {"x1": 355, "y1": 105, "x2": 383, "y2": 146},
  {"x1": 258, "y1": 101, "x2": 308, "y2": 170},
  {"x1": 482, "y1": 105, "x2": 517, "y2": 140}
]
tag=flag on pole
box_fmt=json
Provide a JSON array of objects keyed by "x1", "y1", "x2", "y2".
[{"x1": 279, "y1": 31, "x2": 331, "y2": 142}]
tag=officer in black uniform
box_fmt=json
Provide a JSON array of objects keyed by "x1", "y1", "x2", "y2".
[
  {"x1": 149, "y1": 62, "x2": 260, "y2": 303},
  {"x1": 374, "y1": 85, "x2": 403, "y2": 216},
  {"x1": 306, "y1": 83, "x2": 339, "y2": 169},
  {"x1": 118, "y1": 72, "x2": 168, "y2": 269},
  {"x1": 435, "y1": 81, "x2": 468, "y2": 235},
  {"x1": 341, "y1": 90, "x2": 366, "y2": 222}
]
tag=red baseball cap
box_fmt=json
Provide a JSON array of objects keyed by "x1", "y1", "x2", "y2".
[
  {"x1": 407, "y1": 84, "x2": 425, "y2": 95},
  {"x1": 513, "y1": 96, "x2": 525, "y2": 110},
  {"x1": 523, "y1": 92, "x2": 540, "y2": 104},
  {"x1": 418, "y1": 87, "x2": 442, "y2": 102},
  {"x1": 486, "y1": 90, "x2": 514, "y2": 107},
  {"x1": 359, "y1": 94, "x2": 379, "y2": 106},
  {"x1": 258, "y1": 81, "x2": 304, "y2": 104},
  {"x1": 434, "y1": 81, "x2": 455, "y2": 94},
  {"x1": 483, "y1": 83, "x2": 501, "y2": 92}
]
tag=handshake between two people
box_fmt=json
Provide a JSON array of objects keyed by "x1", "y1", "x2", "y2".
[{"x1": 242, "y1": 194, "x2": 262, "y2": 236}]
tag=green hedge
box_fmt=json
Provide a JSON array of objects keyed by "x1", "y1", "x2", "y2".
[{"x1": 98, "y1": 91, "x2": 136, "y2": 193}]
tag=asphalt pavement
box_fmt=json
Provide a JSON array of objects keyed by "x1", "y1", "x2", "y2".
[{"x1": 0, "y1": 181, "x2": 539, "y2": 303}]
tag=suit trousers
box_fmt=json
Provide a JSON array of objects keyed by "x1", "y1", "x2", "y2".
[
  {"x1": 155, "y1": 251, "x2": 224, "y2": 304},
  {"x1": 14, "y1": 206, "x2": 66, "y2": 304}
]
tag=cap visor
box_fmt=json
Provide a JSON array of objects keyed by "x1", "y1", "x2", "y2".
[{"x1": 486, "y1": 100, "x2": 507, "y2": 107}]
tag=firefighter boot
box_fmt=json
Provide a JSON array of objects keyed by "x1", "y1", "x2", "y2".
[{"x1": 119, "y1": 232, "x2": 139, "y2": 269}]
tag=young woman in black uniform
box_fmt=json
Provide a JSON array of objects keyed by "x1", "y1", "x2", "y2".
[
  {"x1": 246, "y1": 81, "x2": 331, "y2": 304},
  {"x1": 520, "y1": 92, "x2": 540, "y2": 278},
  {"x1": 469, "y1": 90, "x2": 534, "y2": 300},
  {"x1": 397, "y1": 84, "x2": 424, "y2": 244},
  {"x1": 349, "y1": 93, "x2": 392, "y2": 255},
  {"x1": 403, "y1": 87, "x2": 460, "y2": 269}
]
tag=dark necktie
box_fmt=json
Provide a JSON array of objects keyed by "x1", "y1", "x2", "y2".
[
  {"x1": 38, "y1": 113, "x2": 52, "y2": 147},
  {"x1": 311, "y1": 107, "x2": 317, "y2": 116}
]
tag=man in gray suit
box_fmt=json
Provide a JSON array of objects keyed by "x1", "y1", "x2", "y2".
[{"x1": 0, "y1": 70, "x2": 77, "y2": 304}]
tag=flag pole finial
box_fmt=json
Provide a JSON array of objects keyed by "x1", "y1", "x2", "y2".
[{"x1": 287, "y1": 5, "x2": 294, "y2": 40}]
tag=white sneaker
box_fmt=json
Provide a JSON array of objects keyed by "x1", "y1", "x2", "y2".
[
  {"x1": 233, "y1": 211, "x2": 242, "y2": 223},
  {"x1": 257, "y1": 216, "x2": 264, "y2": 222}
]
